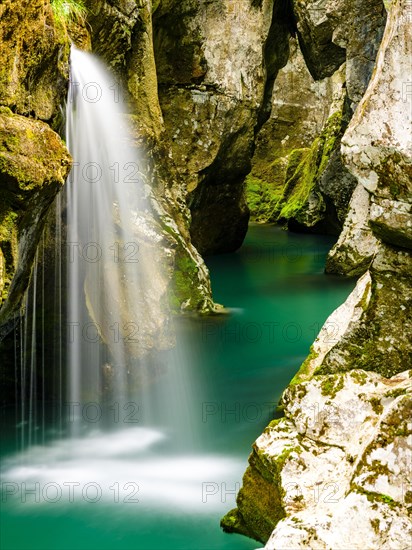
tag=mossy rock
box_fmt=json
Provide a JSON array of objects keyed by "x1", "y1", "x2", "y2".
[
  {"x1": 0, "y1": 109, "x2": 71, "y2": 329},
  {"x1": 275, "y1": 109, "x2": 344, "y2": 228},
  {"x1": 245, "y1": 173, "x2": 284, "y2": 223},
  {"x1": 0, "y1": 0, "x2": 70, "y2": 122},
  {"x1": 246, "y1": 106, "x2": 347, "y2": 230},
  {"x1": 315, "y1": 267, "x2": 412, "y2": 379}
]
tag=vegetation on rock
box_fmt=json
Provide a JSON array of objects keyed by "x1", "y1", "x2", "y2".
[{"x1": 51, "y1": 0, "x2": 87, "y2": 25}]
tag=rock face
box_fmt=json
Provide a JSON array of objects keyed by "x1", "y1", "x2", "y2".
[
  {"x1": 83, "y1": 0, "x2": 294, "y2": 256},
  {"x1": 325, "y1": 183, "x2": 380, "y2": 275},
  {"x1": 80, "y1": 1, "x2": 220, "y2": 312},
  {"x1": 226, "y1": 369, "x2": 411, "y2": 548},
  {"x1": 0, "y1": 0, "x2": 70, "y2": 122},
  {"x1": 327, "y1": 0, "x2": 412, "y2": 274},
  {"x1": 153, "y1": 0, "x2": 292, "y2": 254},
  {"x1": 0, "y1": 1, "x2": 71, "y2": 336},
  {"x1": 246, "y1": 0, "x2": 386, "y2": 233},
  {"x1": 247, "y1": 38, "x2": 355, "y2": 229},
  {"x1": 223, "y1": 2, "x2": 412, "y2": 547},
  {"x1": 293, "y1": 0, "x2": 387, "y2": 109},
  {"x1": 0, "y1": 108, "x2": 71, "y2": 331}
]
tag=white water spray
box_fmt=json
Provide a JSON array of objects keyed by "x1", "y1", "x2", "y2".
[{"x1": 65, "y1": 46, "x2": 157, "y2": 415}]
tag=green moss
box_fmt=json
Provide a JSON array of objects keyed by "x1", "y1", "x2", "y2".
[
  {"x1": 220, "y1": 508, "x2": 245, "y2": 533},
  {"x1": 277, "y1": 145, "x2": 319, "y2": 221},
  {"x1": 369, "y1": 397, "x2": 383, "y2": 415},
  {"x1": 245, "y1": 106, "x2": 345, "y2": 228},
  {"x1": 51, "y1": 0, "x2": 87, "y2": 26},
  {"x1": 359, "y1": 281, "x2": 372, "y2": 311},
  {"x1": 386, "y1": 387, "x2": 408, "y2": 399},
  {"x1": 377, "y1": 493, "x2": 396, "y2": 505},
  {"x1": 370, "y1": 518, "x2": 380, "y2": 533},
  {"x1": 320, "y1": 374, "x2": 344, "y2": 398},
  {"x1": 267, "y1": 418, "x2": 284, "y2": 429},
  {"x1": 168, "y1": 248, "x2": 200, "y2": 311},
  {"x1": 350, "y1": 370, "x2": 368, "y2": 385},
  {"x1": 289, "y1": 345, "x2": 319, "y2": 386},
  {"x1": 245, "y1": 174, "x2": 284, "y2": 222},
  {"x1": 274, "y1": 445, "x2": 302, "y2": 470},
  {"x1": 273, "y1": 109, "x2": 343, "y2": 226},
  {"x1": 352, "y1": 486, "x2": 400, "y2": 509},
  {"x1": 315, "y1": 272, "x2": 412, "y2": 379},
  {"x1": 221, "y1": 442, "x2": 296, "y2": 543}
]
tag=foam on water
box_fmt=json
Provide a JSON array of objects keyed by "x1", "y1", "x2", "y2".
[{"x1": 1, "y1": 427, "x2": 244, "y2": 512}]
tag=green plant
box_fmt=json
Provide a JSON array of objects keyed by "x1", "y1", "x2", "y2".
[{"x1": 51, "y1": 0, "x2": 87, "y2": 25}]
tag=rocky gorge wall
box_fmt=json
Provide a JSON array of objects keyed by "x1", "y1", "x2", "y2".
[
  {"x1": 0, "y1": 0, "x2": 72, "y2": 338},
  {"x1": 222, "y1": 1, "x2": 412, "y2": 547},
  {"x1": 0, "y1": 1, "x2": 411, "y2": 546},
  {"x1": 246, "y1": 0, "x2": 387, "y2": 234},
  {"x1": 0, "y1": 0, "x2": 293, "y2": 396}
]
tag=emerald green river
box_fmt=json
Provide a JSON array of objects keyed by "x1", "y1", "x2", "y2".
[{"x1": 0, "y1": 224, "x2": 354, "y2": 550}]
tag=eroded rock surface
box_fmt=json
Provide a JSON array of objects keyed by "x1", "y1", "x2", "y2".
[
  {"x1": 327, "y1": 0, "x2": 412, "y2": 274},
  {"x1": 154, "y1": 0, "x2": 292, "y2": 254},
  {"x1": 224, "y1": 3, "x2": 412, "y2": 547},
  {"x1": 222, "y1": 369, "x2": 412, "y2": 548},
  {"x1": 293, "y1": 0, "x2": 387, "y2": 109},
  {"x1": 247, "y1": 0, "x2": 387, "y2": 234},
  {"x1": 247, "y1": 38, "x2": 356, "y2": 231}
]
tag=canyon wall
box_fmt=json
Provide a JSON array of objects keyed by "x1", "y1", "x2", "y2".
[
  {"x1": 0, "y1": 0, "x2": 72, "y2": 337},
  {"x1": 246, "y1": 0, "x2": 387, "y2": 234},
  {"x1": 222, "y1": 1, "x2": 412, "y2": 548},
  {"x1": 1, "y1": 2, "x2": 410, "y2": 546}
]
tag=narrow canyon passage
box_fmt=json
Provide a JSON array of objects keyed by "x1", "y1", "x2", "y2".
[{"x1": 0, "y1": 224, "x2": 354, "y2": 550}]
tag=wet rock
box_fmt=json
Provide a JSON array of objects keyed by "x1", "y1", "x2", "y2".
[{"x1": 0, "y1": 107, "x2": 71, "y2": 334}]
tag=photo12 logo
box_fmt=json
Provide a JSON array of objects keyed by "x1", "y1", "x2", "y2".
[{"x1": 1, "y1": 482, "x2": 140, "y2": 504}]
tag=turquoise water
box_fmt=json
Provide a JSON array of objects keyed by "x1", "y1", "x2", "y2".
[{"x1": 0, "y1": 224, "x2": 354, "y2": 550}]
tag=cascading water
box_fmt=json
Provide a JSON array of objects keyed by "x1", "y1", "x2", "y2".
[
  {"x1": 1, "y1": 46, "x2": 245, "y2": 518},
  {"x1": 66, "y1": 46, "x2": 152, "y2": 413},
  {"x1": 0, "y1": 45, "x2": 355, "y2": 550},
  {"x1": 64, "y1": 46, "x2": 203, "y2": 442}
]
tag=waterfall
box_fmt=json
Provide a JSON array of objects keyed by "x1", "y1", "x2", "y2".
[
  {"x1": 64, "y1": 46, "x2": 199, "y2": 441},
  {"x1": 65, "y1": 46, "x2": 153, "y2": 423},
  {"x1": 1, "y1": 46, "x2": 245, "y2": 520}
]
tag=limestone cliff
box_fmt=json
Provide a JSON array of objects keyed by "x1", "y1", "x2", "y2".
[
  {"x1": 84, "y1": 1, "x2": 292, "y2": 255},
  {"x1": 327, "y1": 0, "x2": 412, "y2": 275},
  {"x1": 153, "y1": 0, "x2": 292, "y2": 254},
  {"x1": 222, "y1": 2, "x2": 412, "y2": 547},
  {"x1": 247, "y1": 0, "x2": 386, "y2": 234}
]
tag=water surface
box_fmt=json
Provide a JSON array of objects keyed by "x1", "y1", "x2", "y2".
[{"x1": 0, "y1": 224, "x2": 355, "y2": 550}]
